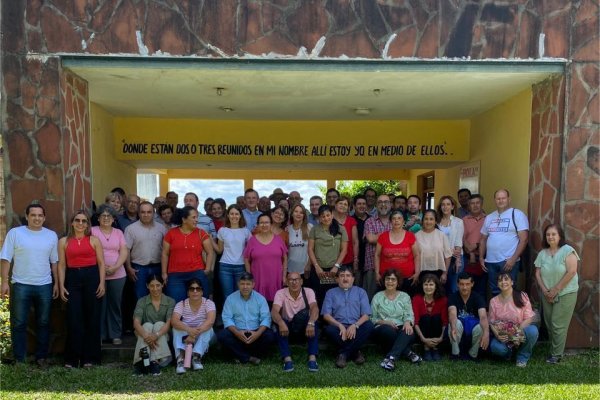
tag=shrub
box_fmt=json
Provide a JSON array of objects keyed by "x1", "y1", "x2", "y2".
[{"x1": 0, "y1": 297, "x2": 11, "y2": 359}]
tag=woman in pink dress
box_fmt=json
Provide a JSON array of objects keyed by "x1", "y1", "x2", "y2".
[{"x1": 243, "y1": 213, "x2": 288, "y2": 302}]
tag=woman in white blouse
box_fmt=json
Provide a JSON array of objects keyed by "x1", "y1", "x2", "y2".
[{"x1": 436, "y1": 196, "x2": 464, "y2": 294}]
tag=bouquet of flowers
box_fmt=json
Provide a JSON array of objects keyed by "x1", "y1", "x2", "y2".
[{"x1": 492, "y1": 320, "x2": 526, "y2": 348}]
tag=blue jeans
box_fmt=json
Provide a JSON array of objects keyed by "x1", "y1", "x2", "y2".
[
  {"x1": 490, "y1": 325, "x2": 539, "y2": 363},
  {"x1": 275, "y1": 319, "x2": 319, "y2": 358},
  {"x1": 166, "y1": 270, "x2": 210, "y2": 304},
  {"x1": 132, "y1": 263, "x2": 161, "y2": 299},
  {"x1": 485, "y1": 260, "x2": 520, "y2": 296},
  {"x1": 10, "y1": 283, "x2": 53, "y2": 361},
  {"x1": 219, "y1": 263, "x2": 245, "y2": 299},
  {"x1": 445, "y1": 257, "x2": 464, "y2": 295}
]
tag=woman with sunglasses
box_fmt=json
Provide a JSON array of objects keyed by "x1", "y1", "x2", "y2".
[
  {"x1": 171, "y1": 278, "x2": 216, "y2": 374},
  {"x1": 58, "y1": 210, "x2": 106, "y2": 368},
  {"x1": 91, "y1": 204, "x2": 128, "y2": 346}
]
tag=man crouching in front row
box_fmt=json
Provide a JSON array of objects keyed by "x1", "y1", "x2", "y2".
[
  {"x1": 322, "y1": 266, "x2": 374, "y2": 368},
  {"x1": 217, "y1": 272, "x2": 275, "y2": 365}
]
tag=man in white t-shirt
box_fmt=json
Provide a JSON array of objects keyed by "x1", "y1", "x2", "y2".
[
  {"x1": 0, "y1": 203, "x2": 59, "y2": 367},
  {"x1": 479, "y1": 189, "x2": 529, "y2": 295}
]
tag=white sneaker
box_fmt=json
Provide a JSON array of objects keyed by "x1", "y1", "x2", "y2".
[
  {"x1": 192, "y1": 357, "x2": 203, "y2": 371},
  {"x1": 176, "y1": 360, "x2": 186, "y2": 374}
]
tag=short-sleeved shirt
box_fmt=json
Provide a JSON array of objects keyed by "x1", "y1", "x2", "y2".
[
  {"x1": 321, "y1": 286, "x2": 371, "y2": 324},
  {"x1": 370, "y1": 290, "x2": 414, "y2": 326},
  {"x1": 273, "y1": 287, "x2": 317, "y2": 321},
  {"x1": 173, "y1": 297, "x2": 216, "y2": 327},
  {"x1": 377, "y1": 230, "x2": 416, "y2": 278},
  {"x1": 286, "y1": 224, "x2": 313, "y2": 273},
  {"x1": 338, "y1": 216, "x2": 357, "y2": 265},
  {"x1": 489, "y1": 293, "x2": 535, "y2": 325},
  {"x1": 217, "y1": 227, "x2": 251, "y2": 265},
  {"x1": 363, "y1": 216, "x2": 392, "y2": 271},
  {"x1": 481, "y1": 208, "x2": 529, "y2": 262},
  {"x1": 415, "y1": 229, "x2": 452, "y2": 272},
  {"x1": 125, "y1": 221, "x2": 167, "y2": 265},
  {"x1": 448, "y1": 292, "x2": 486, "y2": 319},
  {"x1": 309, "y1": 224, "x2": 348, "y2": 270},
  {"x1": 463, "y1": 213, "x2": 486, "y2": 251},
  {"x1": 133, "y1": 294, "x2": 176, "y2": 324},
  {"x1": 91, "y1": 226, "x2": 126, "y2": 280},
  {"x1": 164, "y1": 227, "x2": 209, "y2": 273},
  {"x1": 0, "y1": 226, "x2": 58, "y2": 285},
  {"x1": 534, "y1": 245, "x2": 580, "y2": 296}
]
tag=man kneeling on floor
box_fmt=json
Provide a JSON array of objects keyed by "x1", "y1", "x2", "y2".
[
  {"x1": 272, "y1": 272, "x2": 320, "y2": 372},
  {"x1": 322, "y1": 266, "x2": 374, "y2": 368},
  {"x1": 217, "y1": 272, "x2": 275, "y2": 364}
]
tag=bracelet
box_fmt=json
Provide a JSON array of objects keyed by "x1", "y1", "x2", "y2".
[
  {"x1": 307, "y1": 321, "x2": 315, "y2": 327},
  {"x1": 354, "y1": 323, "x2": 360, "y2": 330}
]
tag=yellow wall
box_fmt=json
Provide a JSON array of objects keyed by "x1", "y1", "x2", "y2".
[
  {"x1": 469, "y1": 89, "x2": 531, "y2": 211},
  {"x1": 407, "y1": 89, "x2": 531, "y2": 211},
  {"x1": 90, "y1": 103, "x2": 137, "y2": 202}
]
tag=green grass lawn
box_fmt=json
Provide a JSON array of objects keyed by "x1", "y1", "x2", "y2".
[{"x1": 1, "y1": 344, "x2": 598, "y2": 399}]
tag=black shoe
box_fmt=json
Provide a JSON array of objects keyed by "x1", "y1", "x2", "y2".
[{"x1": 149, "y1": 362, "x2": 161, "y2": 376}]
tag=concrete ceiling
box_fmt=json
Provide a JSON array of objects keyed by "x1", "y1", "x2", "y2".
[{"x1": 66, "y1": 58, "x2": 562, "y2": 121}]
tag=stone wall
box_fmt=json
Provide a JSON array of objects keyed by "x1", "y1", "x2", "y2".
[{"x1": 2, "y1": 1, "x2": 598, "y2": 347}]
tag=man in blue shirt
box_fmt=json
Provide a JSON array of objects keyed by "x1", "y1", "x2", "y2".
[
  {"x1": 322, "y1": 266, "x2": 374, "y2": 368},
  {"x1": 242, "y1": 189, "x2": 261, "y2": 231},
  {"x1": 217, "y1": 272, "x2": 275, "y2": 364}
]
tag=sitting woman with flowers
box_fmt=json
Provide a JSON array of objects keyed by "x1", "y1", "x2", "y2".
[{"x1": 488, "y1": 273, "x2": 539, "y2": 367}]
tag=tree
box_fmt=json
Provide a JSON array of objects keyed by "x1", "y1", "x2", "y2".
[{"x1": 318, "y1": 180, "x2": 404, "y2": 199}]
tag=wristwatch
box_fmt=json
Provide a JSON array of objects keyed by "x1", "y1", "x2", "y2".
[
  {"x1": 307, "y1": 321, "x2": 315, "y2": 327},
  {"x1": 354, "y1": 323, "x2": 360, "y2": 330},
  {"x1": 334, "y1": 263, "x2": 341, "y2": 268}
]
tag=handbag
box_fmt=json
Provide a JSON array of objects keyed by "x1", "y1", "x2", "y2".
[{"x1": 289, "y1": 288, "x2": 310, "y2": 334}]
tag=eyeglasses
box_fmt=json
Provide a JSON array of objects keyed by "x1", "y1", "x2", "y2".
[
  {"x1": 384, "y1": 277, "x2": 398, "y2": 281},
  {"x1": 74, "y1": 218, "x2": 88, "y2": 224},
  {"x1": 100, "y1": 214, "x2": 113, "y2": 219},
  {"x1": 188, "y1": 286, "x2": 202, "y2": 292}
]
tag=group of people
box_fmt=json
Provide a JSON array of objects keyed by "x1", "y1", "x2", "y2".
[{"x1": 0, "y1": 185, "x2": 580, "y2": 375}]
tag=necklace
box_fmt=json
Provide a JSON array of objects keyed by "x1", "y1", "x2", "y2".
[
  {"x1": 292, "y1": 224, "x2": 302, "y2": 238},
  {"x1": 100, "y1": 228, "x2": 112, "y2": 241},
  {"x1": 180, "y1": 228, "x2": 194, "y2": 249},
  {"x1": 75, "y1": 236, "x2": 84, "y2": 246}
]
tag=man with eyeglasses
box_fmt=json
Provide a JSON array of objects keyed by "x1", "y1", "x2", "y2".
[
  {"x1": 118, "y1": 194, "x2": 140, "y2": 231},
  {"x1": 125, "y1": 202, "x2": 167, "y2": 299},
  {"x1": 271, "y1": 272, "x2": 320, "y2": 372},
  {"x1": 322, "y1": 266, "x2": 374, "y2": 368},
  {"x1": 363, "y1": 195, "x2": 393, "y2": 299},
  {"x1": 0, "y1": 203, "x2": 59, "y2": 368}
]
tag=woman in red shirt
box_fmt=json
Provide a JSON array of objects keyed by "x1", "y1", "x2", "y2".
[
  {"x1": 375, "y1": 210, "x2": 420, "y2": 295},
  {"x1": 162, "y1": 206, "x2": 214, "y2": 303},
  {"x1": 58, "y1": 210, "x2": 106, "y2": 368},
  {"x1": 412, "y1": 273, "x2": 448, "y2": 361}
]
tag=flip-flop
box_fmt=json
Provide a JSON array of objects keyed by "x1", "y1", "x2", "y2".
[
  {"x1": 64, "y1": 364, "x2": 73, "y2": 369},
  {"x1": 83, "y1": 363, "x2": 93, "y2": 368}
]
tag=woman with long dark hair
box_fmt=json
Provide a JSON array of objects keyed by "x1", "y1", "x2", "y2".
[
  {"x1": 308, "y1": 204, "x2": 348, "y2": 306},
  {"x1": 58, "y1": 210, "x2": 106, "y2": 368},
  {"x1": 489, "y1": 273, "x2": 538, "y2": 367}
]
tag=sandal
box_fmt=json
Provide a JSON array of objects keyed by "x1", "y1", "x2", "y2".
[
  {"x1": 83, "y1": 363, "x2": 93, "y2": 368},
  {"x1": 64, "y1": 364, "x2": 73, "y2": 369}
]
